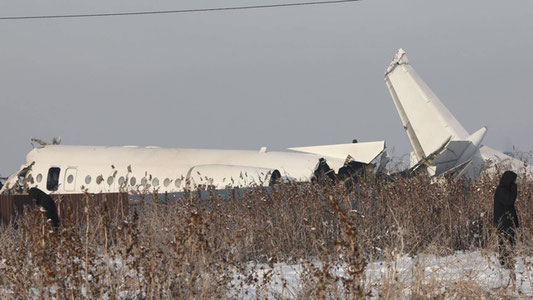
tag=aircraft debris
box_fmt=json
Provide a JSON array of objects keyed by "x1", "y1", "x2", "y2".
[
  {"x1": 0, "y1": 141, "x2": 387, "y2": 195},
  {"x1": 385, "y1": 49, "x2": 533, "y2": 180},
  {"x1": 3, "y1": 49, "x2": 530, "y2": 198},
  {"x1": 30, "y1": 136, "x2": 61, "y2": 148},
  {"x1": 312, "y1": 158, "x2": 337, "y2": 184}
]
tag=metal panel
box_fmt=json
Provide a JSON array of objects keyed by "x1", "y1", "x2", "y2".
[
  {"x1": 289, "y1": 141, "x2": 385, "y2": 164},
  {"x1": 64, "y1": 168, "x2": 78, "y2": 192}
]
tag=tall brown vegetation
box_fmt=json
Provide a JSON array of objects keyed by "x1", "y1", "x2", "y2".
[{"x1": 0, "y1": 172, "x2": 532, "y2": 299}]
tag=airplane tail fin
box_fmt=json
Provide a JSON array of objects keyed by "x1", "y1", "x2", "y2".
[
  {"x1": 385, "y1": 49, "x2": 470, "y2": 162},
  {"x1": 385, "y1": 49, "x2": 487, "y2": 178},
  {"x1": 385, "y1": 49, "x2": 533, "y2": 179}
]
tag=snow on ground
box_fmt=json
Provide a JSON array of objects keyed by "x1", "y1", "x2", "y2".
[
  {"x1": 3, "y1": 251, "x2": 532, "y2": 298},
  {"x1": 231, "y1": 251, "x2": 533, "y2": 299}
]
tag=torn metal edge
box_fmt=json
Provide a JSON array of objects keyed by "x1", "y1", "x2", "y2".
[{"x1": 385, "y1": 48, "x2": 408, "y2": 76}]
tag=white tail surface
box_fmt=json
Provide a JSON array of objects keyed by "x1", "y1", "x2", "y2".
[
  {"x1": 384, "y1": 49, "x2": 533, "y2": 179},
  {"x1": 385, "y1": 49, "x2": 469, "y2": 161}
]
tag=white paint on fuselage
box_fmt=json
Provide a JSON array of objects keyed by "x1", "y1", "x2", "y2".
[{"x1": 20, "y1": 145, "x2": 349, "y2": 194}]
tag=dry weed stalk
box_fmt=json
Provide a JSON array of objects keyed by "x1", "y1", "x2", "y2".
[{"x1": 0, "y1": 171, "x2": 532, "y2": 298}]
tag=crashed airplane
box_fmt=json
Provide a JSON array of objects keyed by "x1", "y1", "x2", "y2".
[
  {"x1": 2, "y1": 49, "x2": 531, "y2": 196},
  {"x1": 0, "y1": 140, "x2": 386, "y2": 195},
  {"x1": 385, "y1": 49, "x2": 533, "y2": 180}
]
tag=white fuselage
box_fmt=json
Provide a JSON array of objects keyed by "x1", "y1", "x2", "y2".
[{"x1": 15, "y1": 145, "x2": 348, "y2": 194}]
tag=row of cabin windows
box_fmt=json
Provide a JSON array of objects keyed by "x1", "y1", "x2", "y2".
[{"x1": 34, "y1": 168, "x2": 183, "y2": 191}]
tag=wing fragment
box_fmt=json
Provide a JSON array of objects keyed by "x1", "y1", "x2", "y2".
[{"x1": 289, "y1": 141, "x2": 385, "y2": 164}]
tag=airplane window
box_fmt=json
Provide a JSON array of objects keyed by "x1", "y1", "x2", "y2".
[
  {"x1": 67, "y1": 175, "x2": 74, "y2": 184},
  {"x1": 96, "y1": 175, "x2": 103, "y2": 185},
  {"x1": 85, "y1": 175, "x2": 91, "y2": 184},
  {"x1": 175, "y1": 178, "x2": 181, "y2": 188},
  {"x1": 46, "y1": 167, "x2": 60, "y2": 191},
  {"x1": 118, "y1": 177, "x2": 125, "y2": 185},
  {"x1": 164, "y1": 178, "x2": 170, "y2": 187},
  {"x1": 107, "y1": 176, "x2": 114, "y2": 185},
  {"x1": 141, "y1": 177, "x2": 147, "y2": 186},
  {"x1": 152, "y1": 178, "x2": 159, "y2": 187},
  {"x1": 36, "y1": 174, "x2": 43, "y2": 183},
  {"x1": 130, "y1": 177, "x2": 136, "y2": 186}
]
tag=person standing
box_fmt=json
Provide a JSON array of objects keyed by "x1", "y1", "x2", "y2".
[
  {"x1": 29, "y1": 187, "x2": 60, "y2": 230},
  {"x1": 493, "y1": 171, "x2": 519, "y2": 267}
]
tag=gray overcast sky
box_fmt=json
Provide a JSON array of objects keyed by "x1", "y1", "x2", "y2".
[{"x1": 1, "y1": 0, "x2": 532, "y2": 176}]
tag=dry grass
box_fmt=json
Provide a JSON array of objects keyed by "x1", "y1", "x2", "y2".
[{"x1": 0, "y1": 171, "x2": 532, "y2": 299}]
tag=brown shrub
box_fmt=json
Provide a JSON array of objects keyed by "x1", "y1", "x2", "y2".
[{"x1": 0, "y1": 172, "x2": 532, "y2": 298}]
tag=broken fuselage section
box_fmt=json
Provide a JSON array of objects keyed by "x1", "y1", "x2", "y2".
[
  {"x1": 0, "y1": 141, "x2": 387, "y2": 196},
  {"x1": 385, "y1": 49, "x2": 533, "y2": 180}
]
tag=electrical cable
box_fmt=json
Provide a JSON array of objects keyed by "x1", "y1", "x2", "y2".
[{"x1": 0, "y1": 0, "x2": 360, "y2": 21}]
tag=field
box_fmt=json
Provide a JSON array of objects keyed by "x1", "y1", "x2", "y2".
[{"x1": 1, "y1": 171, "x2": 533, "y2": 299}]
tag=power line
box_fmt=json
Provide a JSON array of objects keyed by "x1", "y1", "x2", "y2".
[{"x1": 0, "y1": 0, "x2": 360, "y2": 21}]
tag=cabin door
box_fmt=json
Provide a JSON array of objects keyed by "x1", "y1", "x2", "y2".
[{"x1": 64, "y1": 168, "x2": 77, "y2": 192}]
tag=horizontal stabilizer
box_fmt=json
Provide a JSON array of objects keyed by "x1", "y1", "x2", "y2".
[
  {"x1": 288, "y1": 141, "x2": 385, "y2": 164},
  {"x1": 437, "y1": 149, "x2": 487, "y2": 181},
  {"x1": 433, "y1": 140, "x2": 471, "y2": 165}
]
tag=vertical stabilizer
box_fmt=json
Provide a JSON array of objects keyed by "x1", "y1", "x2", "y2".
[
  {"x1": 385, "y1": 49, "x2": 469, "y2": 161},
  {"x1": 384, "y1": 49, "x2": 533, "y2": 180}
]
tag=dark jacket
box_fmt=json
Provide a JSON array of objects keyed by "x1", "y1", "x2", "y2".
[
  {"x1": 29, "y1": 187, "x2": 60, "y2": 229},
  {"x1": 493, "y1": 171, "x2": 519, "y2": 231},
  {"x1": 313, "y1": 158, "x2": 336, "y2": 183}
]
